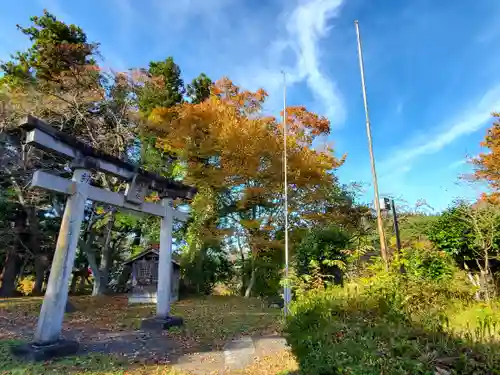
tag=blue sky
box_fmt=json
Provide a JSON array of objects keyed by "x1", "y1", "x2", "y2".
[{"x1": 2, "y1": 0, "x2": 499, "y2": 212}]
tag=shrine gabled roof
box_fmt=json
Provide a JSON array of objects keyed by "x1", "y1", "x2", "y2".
[{"x1": 123, "y1": 247, "x2": 181, "y2": 266}]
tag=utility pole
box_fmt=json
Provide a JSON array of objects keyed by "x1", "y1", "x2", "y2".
[
  {"x1": 354, "y1": 20, "x2": 388, "y2": 266},
  {"x1": 282, "y1": 71, "x2": 291, "y2": 316},
  {"x1": 391, "y1": 199, "x2": 402, "y2": 252}
]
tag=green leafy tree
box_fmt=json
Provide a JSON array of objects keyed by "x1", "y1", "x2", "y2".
[
  {"x1": 427, "y1": 202, "x2": 475, "y2": 260},
  {"x1": 0, "y1": 11, "x2": 136, "y2": 296},
  {"x1": 187, "y1": 73, "x2": 212, "y2": 104},
  {"x1": 1, "y1": 9, "x2": 97, "y2": 88},
  {"x1": 181, "y1": 242, "x2": 233, "y2": 295},
  {"x1": 5, "y1": 10, "x2": 96, "y2": 81},
  {"x1": 294, "y1": 226, "x2": 349, "y2": 289},
  {"x1": 428, "y1": 201, "x2": 500, "y2": 299},
  {"x1": 135, "y1": 57, "x2": 185, "y2": 177},
  {"x1": 137, "y1": 57, "x2": 185, "y2": 115}
]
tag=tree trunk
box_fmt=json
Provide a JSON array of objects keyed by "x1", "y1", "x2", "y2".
[
  {"x1": 32, "y1": 255, "x2": 48, "y2": 295},
  {"x1": 70, "y1": 271, "x2": 79, "y2": 294},
  {"x1": 236, "y1": 235, "x2": 246, "y2": 296},
  {"x1": 116, "y1": 265, "x2": 132, "y2": 293},
  {"x1": 85, "y1": 248, "x2": 101, "y2": 296},
  {"x1": 245, "y1": 263, "x2": 257, "y2": 298},
  {"x1": 0, "y1": 250, "x2": 22, "y2": 297},
  {"x1": 78, "y1": 273, "x2": 87, "y2": 293},
  {"x1": 22, "y1": 206, "x2": 45, "y2": 295},
  {"x1": 15, "y1": 257, "x2": 28, "y2": 286},
  {"x1": 42, "y1": 271, "x2": 49, "y2": 294},
  {"x1": 92, "y1": 212, "x2": 115, "y2": 296},
  {"x1": 78, "y1": 228, "x2": 102, "y2": 296},
  {"x1": 92, "y1": 274, "x2": 104, "y2": 296}
]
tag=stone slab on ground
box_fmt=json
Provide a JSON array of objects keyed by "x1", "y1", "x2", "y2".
[
  {"x1": 174, "y1": 351, "x2": 226, "y2": 375},
  {"x1": 223, "y1": 336, "x2": 255, "y2": 370},
  {"x1": 171, "y1": 334, "x2": 289, "y2": 375},
  {"x1": 253, "y1": 335, "x2": 288, "y2": 356}
]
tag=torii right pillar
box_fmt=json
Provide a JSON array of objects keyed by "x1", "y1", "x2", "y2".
[{"x1": 141, "y1": 198, "x2": 184, "y2": 330}]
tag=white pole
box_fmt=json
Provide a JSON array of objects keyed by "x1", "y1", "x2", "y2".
[
  {"x1": 282, "y1": 71, "x2": 291, "y2": 316},
  {"x1": 354, "y1": 20, "x2": 388, "y2": 266}
]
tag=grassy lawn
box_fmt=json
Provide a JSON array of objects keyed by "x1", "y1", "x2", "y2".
[{"x1": 0, "y1": 295, "x2": 294, "y2": 375}]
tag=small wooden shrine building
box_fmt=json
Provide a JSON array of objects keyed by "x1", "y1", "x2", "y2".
[{"x1": 123, "y1": 245, "x2": 181, "y2": 304}]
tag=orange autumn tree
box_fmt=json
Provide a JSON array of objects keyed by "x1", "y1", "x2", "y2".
[
  {"x1": 472, "y1": 113, "x2": 500, "y2": 204},
  {"x1": 147, "y1": 78, "x2": 345, "y2": 296}
]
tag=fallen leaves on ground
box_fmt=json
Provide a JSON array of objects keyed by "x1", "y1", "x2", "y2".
[{"x1": 0, "y1": 295, "x2": 291, "y2": 375}]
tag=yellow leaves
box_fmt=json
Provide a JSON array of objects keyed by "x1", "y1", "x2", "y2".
[
  {"x1": 145, "y1": 192, "x2": 160, "y2": 203},
  {"x1": 144, "y1": 77, "x2": 345, "y2": 240}
]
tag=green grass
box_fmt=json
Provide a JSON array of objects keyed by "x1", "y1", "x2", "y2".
[
  {"x1": 445, "y1": 300, "x2": 500, "y2": 341},
  {"x1": 0, "y1": 340, "x2": 138, "y2": 375},
  {"x1": 0, "y1": 295, "x2": 287, "y2": 375}
]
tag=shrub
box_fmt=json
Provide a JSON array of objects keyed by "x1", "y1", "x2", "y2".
[
  {"x1": 400, "y1": 247, "x2": 455, "y2": 281},
  {"x1": 180, "y1": 247, "x2": 234, "y2": 295},
  {"x1": 16, "y1": 276, "x2": 35, "y2": 296},
  {"x1": 295, "y1": 226, "x2": 349, "y2": 288},
  {"x1": 285, "y1": 287, "x2": 431, "y2": 375},
  {"x1": 284, "y1": 267, "x2": 499, "y2": 375}
]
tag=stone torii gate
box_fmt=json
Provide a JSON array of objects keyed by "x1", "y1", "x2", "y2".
[{"x1": 12, "y1": 116, "x2": 197, "y2": 361}]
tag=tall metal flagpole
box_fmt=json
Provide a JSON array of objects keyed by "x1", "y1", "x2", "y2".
[
  {"x1": 282, "y1": 71, "x2": 291, "y2": 316},
  {"x1": 354, "y1": 20, "x2": 388, "y2": 266}
]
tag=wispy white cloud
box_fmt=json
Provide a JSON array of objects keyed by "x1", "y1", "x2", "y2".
[
  {"x1": 380, "y1": 84, "x2": 500, "y2": 173},
  {"x1": 378, "y1": 165, "x2": 411, "y2": 191},
  {"x1": 150, "y1": 0, "x2": 346, "y2": 125},
  {"x1": 286, "y1": 0, "x2": 345, "y2": 123},
  {"x1": 237, "y1": 0, "x2": 346, "y2": 124},
  {"x1": 448, "y1": 153, "x2": 481, "y2": 170},
  {"x1": 448, "y1": 159, "x2": 467, "y2": 169}
]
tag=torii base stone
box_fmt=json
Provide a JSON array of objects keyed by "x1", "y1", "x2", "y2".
[{"x1": 11, "y1": 340, "x2": 79, "y2": 362}]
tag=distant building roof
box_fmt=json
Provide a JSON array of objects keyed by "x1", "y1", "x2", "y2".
[{"x1": 123, "y1": 247, "x2": 180, "y2": 267}]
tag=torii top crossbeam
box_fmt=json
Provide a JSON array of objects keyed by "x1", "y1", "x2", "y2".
[{"x1": 20, "y1": 115, "x2": 196, "y2": 200}]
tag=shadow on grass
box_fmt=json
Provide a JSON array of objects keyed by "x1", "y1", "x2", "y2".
[
  {"x1": 0, "y1": 295, "x2": 287, "y2": 375},
  {"x1": 0, "y1": 340, "x2": 138, "y2": 375}
]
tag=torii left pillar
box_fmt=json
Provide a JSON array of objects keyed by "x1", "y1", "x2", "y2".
[{"x1": 12, "y1": 166, "x2": 91, "y2": 361}]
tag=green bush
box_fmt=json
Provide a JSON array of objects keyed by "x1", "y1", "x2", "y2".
[
  {"x1": 400, "y1": 247, "x2": 455, "y2": 281},
  {"x1": 295, "y1": 226, "x2": 349, "y2": 288},
  {"x1": 358, "y1": 252, "x2": 474, "y2": 320},
  {"x1": 181, "y1": 246, "x2": 234, "y2": 295},
  {"x1": 284, "y1": 267, "x2": 499, "y2": 375},
  {"x1": 285, "y1": 287, "x2": 431, "y2": 375}
]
